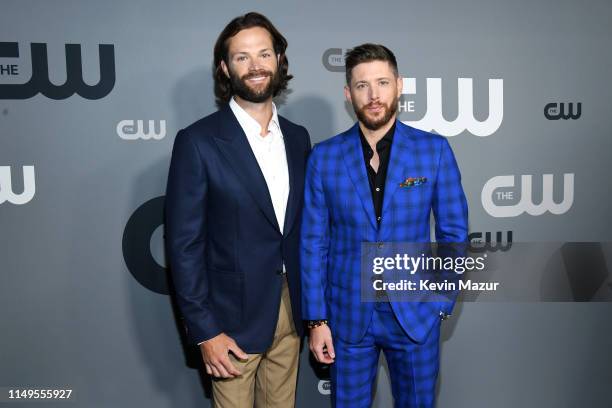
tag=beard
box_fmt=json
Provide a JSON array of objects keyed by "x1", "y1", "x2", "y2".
[
  {"x1": 229, "y1": 68, "x2": 281, "y2": 103},
  {"x1": 353, "y1": 96, "x2": 399, "y2": 131}
]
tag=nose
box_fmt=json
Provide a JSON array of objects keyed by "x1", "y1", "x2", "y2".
[
  {"x1": 248, "y1": 59, "x2": 260, "y2": 71},
  {"x1": 246, "y1": 56, "x2": 263, "y2": 71},
  {"x1": 250, "y1": 54, "x2": 271, "y2": 72},
  {"x1": 369, "y1": 84, "x2": 380, "y2": 101}
]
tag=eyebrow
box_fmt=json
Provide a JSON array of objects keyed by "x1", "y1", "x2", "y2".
[
  {"x1": 232, "y1": 48, "x2": 274, "y2": 56},
  {"x1": 354, "y1": 77, "x2": 393, "y2": 84}
]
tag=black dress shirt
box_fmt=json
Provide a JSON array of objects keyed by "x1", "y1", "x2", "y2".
[{"x1": 359, "y1": 122, "x2": 396, "y2": 226}]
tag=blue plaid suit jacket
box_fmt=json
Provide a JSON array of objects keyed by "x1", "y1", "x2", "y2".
[{"x1": 301, "y1": 120, "x2": 468, "y2": 344}]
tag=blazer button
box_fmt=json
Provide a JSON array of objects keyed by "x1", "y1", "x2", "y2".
[
  {"x1": 377, "y1": 242, "x2": 384, "y2": 249},
  {"x1": 276, "y1": 269, "x2": 286, "y2": 275}
]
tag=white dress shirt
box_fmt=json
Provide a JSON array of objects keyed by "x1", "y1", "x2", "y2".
[{"x1": 229, "y1": 97, "x2": 290, "y2": 234}]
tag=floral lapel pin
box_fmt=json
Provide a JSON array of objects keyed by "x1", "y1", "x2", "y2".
[{"x1": 399, "y1": 176, "x2": 427, "y2": 188}]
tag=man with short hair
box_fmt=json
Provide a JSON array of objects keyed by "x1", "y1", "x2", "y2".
[
  {"x1": 301, "y1": 43, "x2": 468, "y2": 407},
  {"x1": 166, "y1": 12, "x2": 311, "y2": 407}
]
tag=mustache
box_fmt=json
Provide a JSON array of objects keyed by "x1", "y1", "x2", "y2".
[
  {"x1": 242, "y1": 70, "x2": 273, "y2": 80},
  {"x1": 365, "y1": 102, "x2": 385, "y2": 109}
]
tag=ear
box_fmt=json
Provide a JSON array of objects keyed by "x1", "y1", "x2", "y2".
[
  {"x1": 396, "y1": 75, "x2": 403, "y2": 95},
  {"x1": 220, "y1": 60, "x2": 230, "y2": 78},
  {"x1": 344, "y1": 85, "x2": 352, "y2": 104}
]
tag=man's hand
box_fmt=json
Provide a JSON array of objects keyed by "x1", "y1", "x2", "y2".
[
  {"x1": 199, "y1": 333, "x2": 248, "y2": 378},
  {"x1": 309, "y1": 324, "x2": 335, "y2": 364}
]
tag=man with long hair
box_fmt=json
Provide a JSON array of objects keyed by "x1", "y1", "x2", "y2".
[{"x1": 166, "y1": 12, "x2": 311, "y2": 407}]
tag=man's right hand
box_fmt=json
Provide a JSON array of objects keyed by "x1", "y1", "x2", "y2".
[
  {"x1": 309, "y1": 324, "x2": 335, "y2": 364},
  {"x1": 199, "y1": 333, "x2": 248, "y2": 378}
]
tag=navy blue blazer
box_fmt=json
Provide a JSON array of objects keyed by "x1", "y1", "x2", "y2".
[{"x1": 165, "y1": 104, "x2": 311, "y2": 353}]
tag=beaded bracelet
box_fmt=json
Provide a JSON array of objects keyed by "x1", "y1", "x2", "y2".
[{"x1": 307, "y1": 319, "x2": 329, "y2": 329}]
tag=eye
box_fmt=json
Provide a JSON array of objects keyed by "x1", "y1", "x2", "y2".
[
  {"x1": 379, "y1": 80, "x2": 390, "y2": 86},
  {"x1": 261, "y1": 52, "x2": 271, "y2": 58},
  {"x1": 236, "y1": 55, "x2": 247, "y2": 62},
  {"x1": 356, "y1": 83, "x2": 367, "y2": 90}
]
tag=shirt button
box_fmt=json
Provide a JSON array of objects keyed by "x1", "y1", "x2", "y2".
[
  {"x1": 375, "y1": 187, "x2": 380, "y2": 192},
  {"x1": 377, "y1": 216, "x2": 382, "y2": 221}
]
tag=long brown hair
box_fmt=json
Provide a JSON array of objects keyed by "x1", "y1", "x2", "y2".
[{"x1": 213, "y1": 12, "x2": 293, "y2": 105}]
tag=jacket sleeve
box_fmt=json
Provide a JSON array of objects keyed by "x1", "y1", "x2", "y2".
[
  {"x1": 300, "y1": 144, "x2": 330, "y2": 320},
  {"x1": 165, "y1": 129, "x2": 222, "y2": 344},
  {"x1": 432, "y1": 137, "x2": 469, "y2": 315},
  {"x1": 432, "y1": 137, "x2": 469, "y2": 244}
]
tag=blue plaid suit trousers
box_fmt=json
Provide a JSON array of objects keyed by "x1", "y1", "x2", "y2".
[{"x1": 331, "y1": 302, "x2": 441, "y2": 408}]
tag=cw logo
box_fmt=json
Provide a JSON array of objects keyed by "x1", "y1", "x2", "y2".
[
  {"x1": 0, "y1": 165, "x2": 36, "y2": 205},
  {"x1": 469, "y1": 231, "x2": 513, "y2": 252},
  {"x1": 544, "y1": 102, "x2": 581, "y2": 120},
  {"x1": 481, "y1": 174, "x2": 574, "y2": 218},
  {"x1": 0, "y1": 41, "x2": 115, "y2": 100},
  {"x1": 317, "y1": 380, "x2": 331, "y2": 395},
  {"x1": 117, "y1": 120, "x2": 166, "y2": 140},
  {"x1": 122, "y1": 196, "x2": 169, "y2": 295},
  {"x1": 401, "y1": 78, "x2": 503, "y2": 137},
  {"x1": 321, "y1": 48, "x2": 348, "y2": 72}
]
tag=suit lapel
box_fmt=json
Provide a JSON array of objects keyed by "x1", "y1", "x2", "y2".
[
  {"x1": 212, "y1": 105, "x2": 281, "y2": 234},
  {"x1": 381, "y1": 121, "x2": 415, "y2": 218},
  {"x1": 341, "y1": 124, "x2": 377, "y2": 230},
  {"x1": 280, "y1": 117, "x2": 299, "y2": 237}
]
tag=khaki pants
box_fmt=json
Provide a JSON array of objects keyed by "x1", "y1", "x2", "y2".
[{"x1": 212, "y1": 277, "x2": 300, "y2": 408}]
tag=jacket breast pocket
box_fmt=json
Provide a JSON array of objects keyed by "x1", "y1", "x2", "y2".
[
  {"x1": 397, "y1": 183, "x2": 433, "y2": 208},
  {"x1": 208, "y1": 269, "x2": 244, "y2": 331}
]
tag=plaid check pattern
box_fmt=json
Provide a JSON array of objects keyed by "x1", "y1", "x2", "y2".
[
  {"x1": 331, "y1": 303, "x2": 441, "y2": 408},
  {"x1": 301, "y1": 121, "x2": 468, "y2": 406}
]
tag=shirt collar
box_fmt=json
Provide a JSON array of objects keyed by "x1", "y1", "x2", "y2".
[
  {"x1": 359, "y1": 120, "x2": 396, "y2": 152},
  {"x1": 229, "y1": 97, "x2": 281, "y2": 138}
]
